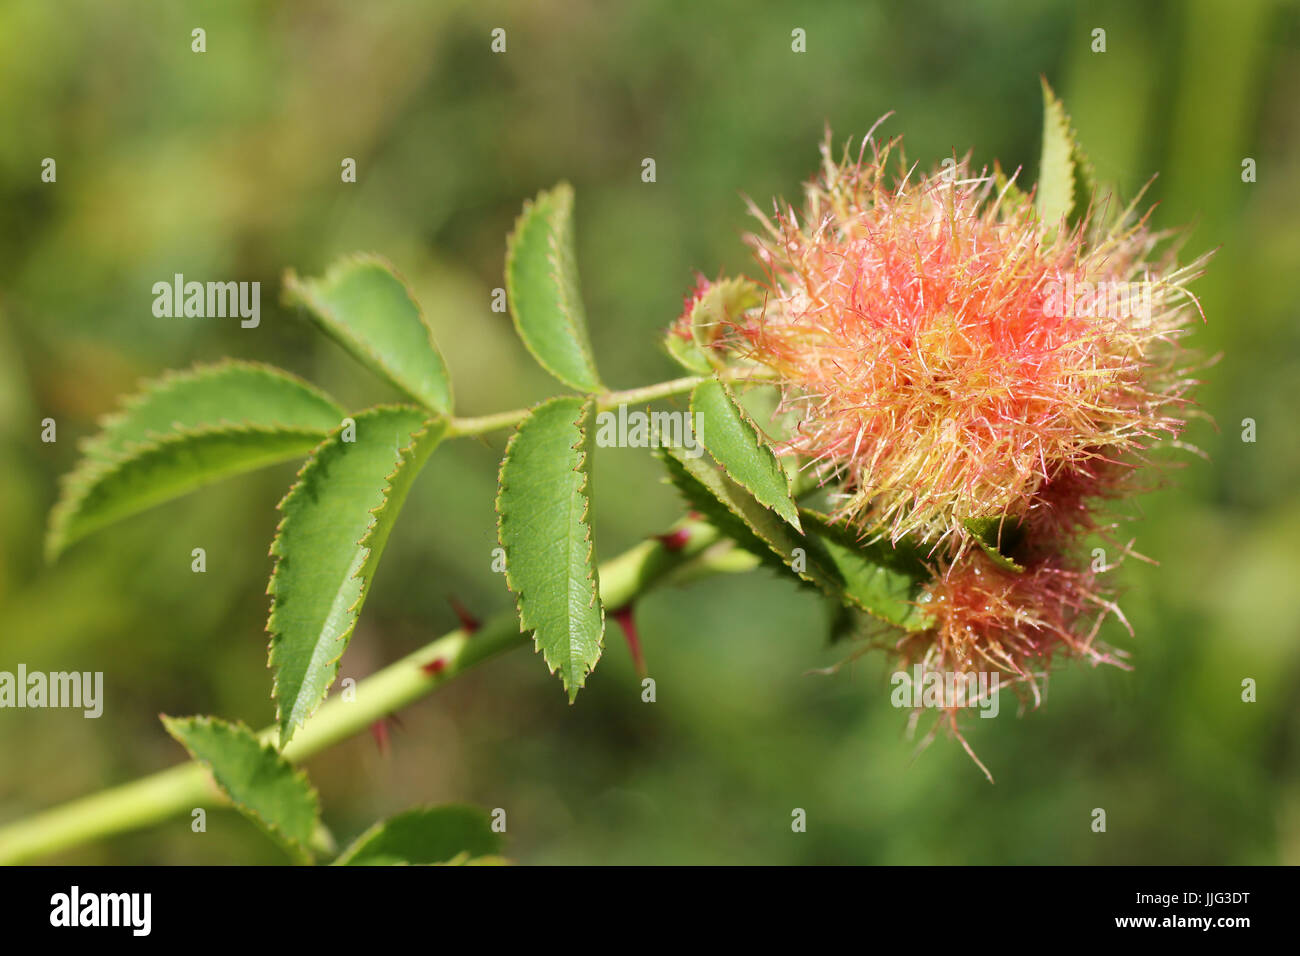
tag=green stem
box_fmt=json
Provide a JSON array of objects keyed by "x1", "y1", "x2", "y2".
[
  {"x1": 0, "y1": 520, "x2": 736, "y2": 864},
  {"x1": 1, "y1": 366, "x2": 778, "y2": 862},
  {"x1": 446, "y1": 368, "x2": 774, "y2": 438}
]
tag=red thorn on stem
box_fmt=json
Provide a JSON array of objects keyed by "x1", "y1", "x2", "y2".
[
  {"x1": 421, "y1": 657, "x2": 448, "y2": 677},
  {"x1": 655, "y1": 527, "x2": 691, "y2": 552},
  {"x1": 370, "y1": 719, "x2": 390, "y2": 756},
  {"x1": 611, "y1": 605, "x2": 647, "y2": 678},
  {"x1": 448, "y1": 596, "x2": 481, "y2": 635},
  {"x1": 369, "y1": 714, "x2": 405, "y2": 755}
]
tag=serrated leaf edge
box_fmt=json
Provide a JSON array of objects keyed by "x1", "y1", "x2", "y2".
[
  {"x1": 689, "y1": 276, "x2": 762, "y2": 365},
  {"x1": 160, "y1": 713, "x2": 321, "y2": 865},
  {"x1": 798, "y1": 508, "x2": 936, "y2": 631},
  {"x1": 661, "y1": 446, "x2": 932, "y2": 630},
  {"x1": 266, "y1": 404, "x2": 439, "y2": 744},
  {"x1": 657, "y1": 446, "x2": 778, "y2": 564},
  {"x1": 331, "y1": 803, "x2": 497, "y2": 866},
  {"x1": 504, "y1": 184, "x2": 603, "y2": 392},
  {"x1": 494, "y1": 395, "x2": 604, "y2": 700},
  {"x1": 661, "y1": 445, "x2": 824, "y2": 588},
  {"x1": 78, "y1": 358, "x2": 343, "y2": 465},
  {"x1": 47, "y1": 421, "x2": 330, "y2": 561},
  {"x1": 283, "y1": 253, "x2": 453, "y2": 414},
  {"x1": 964, "y1": 515, "x2": 1027, "y2": 573},
  {"x1": 692, "y1": 378, "x2": 802, "y2": 532},
  {"x1": 1036, "y1": 78, "x2": 1097, "y2": 231}
]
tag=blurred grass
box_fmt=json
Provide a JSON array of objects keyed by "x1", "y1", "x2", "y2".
[{"x1": 0, "y1": 0, "x2": 1297, "y2": 864}]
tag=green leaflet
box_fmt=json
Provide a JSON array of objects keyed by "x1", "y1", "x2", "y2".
[
  {"x1": 661, "y1": 447, "x2": 932, "y2": 631},
  {"x1": 79, "y1": 360, "x2": 342, "y2": 463},
  {"x1": 964, "y1": 516, "x2": 1026, "y2": 573},
  {"x1": 505, "y1": 184, "x2": 603, "y2": 392},
  {"x1": 689, "y1": 277, "x2": 761, "y2": 356},
  {"x1": 692, "y1": 378, "x2": 801, "y2": 531},
  {"x1": 665, "y1": 332, "x2": 712, "y2": 375},
  {"x1": 800, "y1": 511, "x2": 933, "y2": 632},
  {"x1": 51, "y1": 429, "x2": 329, "y2": 560},
  {"x1": 1036, "y1": 79, "x2": 1097, "y2": 232},
  {"x1": 161, "y1": 715, "x2": 321, "y2": 865},
  {"x1": 283, "y1": 254, "x2": 453, "y2": 414},
  {"x1": 333, "y1": 805, "x2": 502, "y2": 866},
  {"x1": 496, "y1": 395, "x2": 604, "y2": 701},
  {"x1": 659, "y1": 447, "x2": 776, "y2": 564},
  {"x1": 47, "y1": 361, "x2": 344, "y2": 560},
  {"x1": 269, "y1": 406, "x2": 445, "y2": 746},
  {"x1": 663, "y1": 444, "x2": 810, "y2": 579},
  {"x1": 664, "y1": 276, "x2": 762, "y2": 374}
]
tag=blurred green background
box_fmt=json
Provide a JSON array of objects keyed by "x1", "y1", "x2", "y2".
[{"x1": 1, "y1": 0, "x2": 1297, "y2": 864}]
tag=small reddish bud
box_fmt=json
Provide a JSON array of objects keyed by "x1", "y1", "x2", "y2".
[{"x1": 421, "y1": 657, "x2": 448, "y2": 676}]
